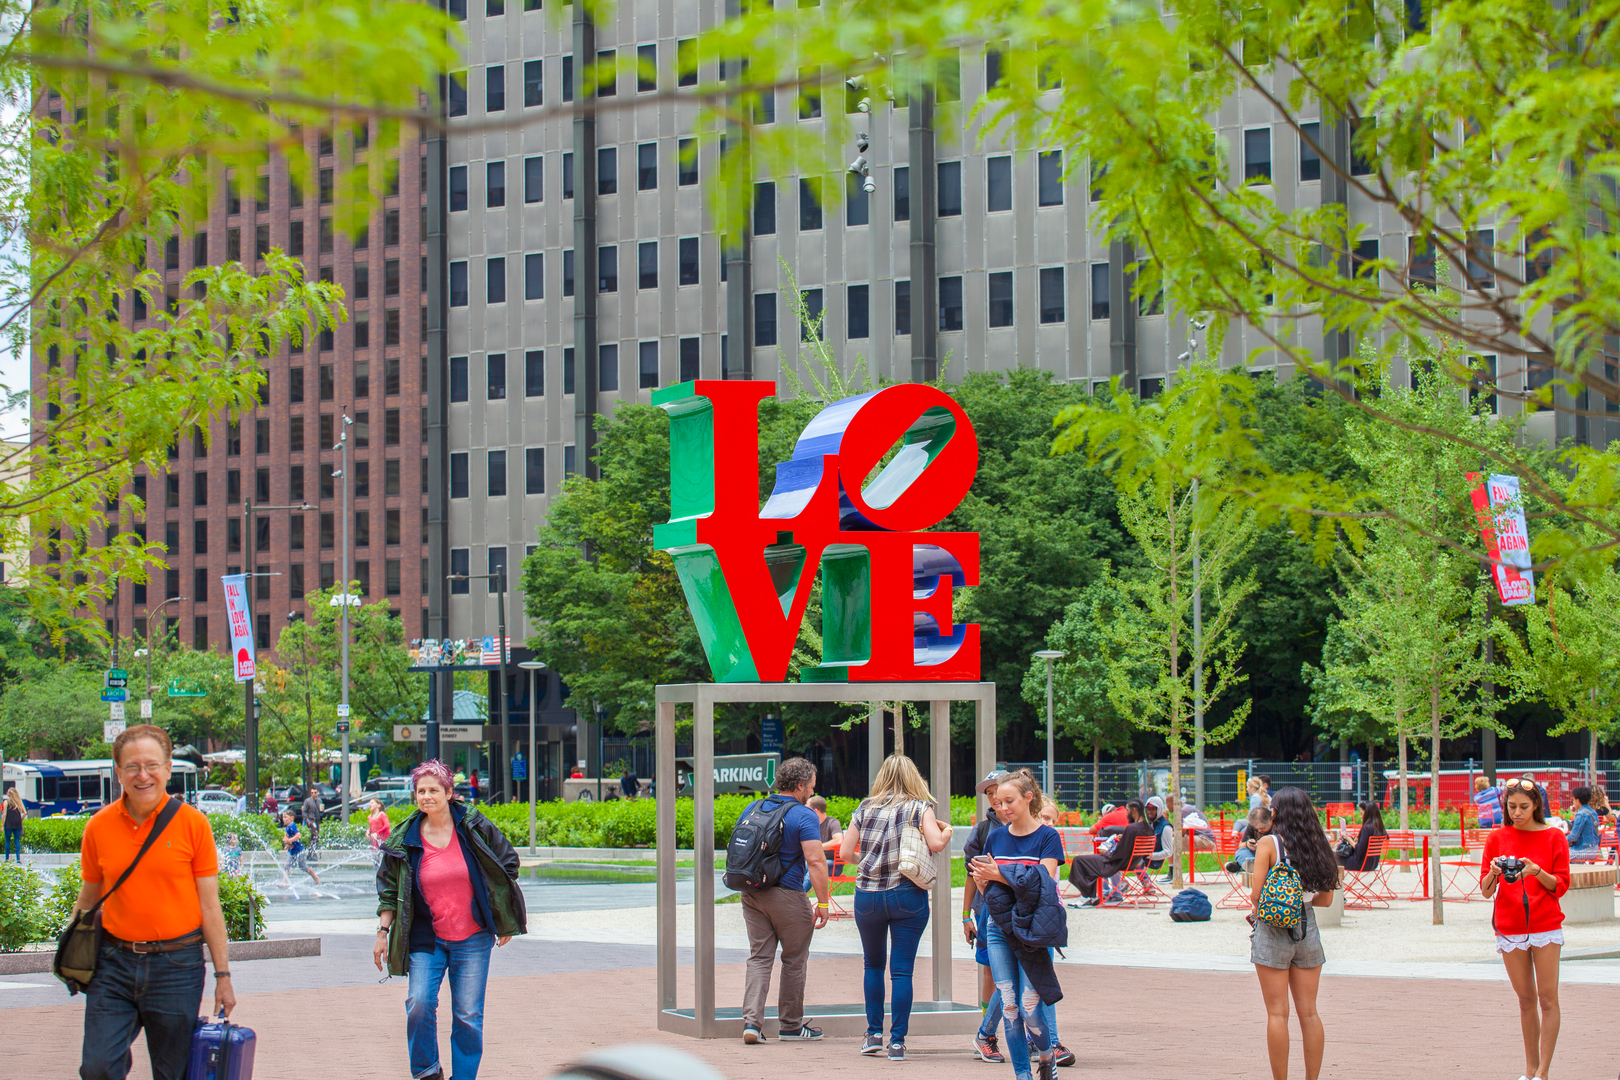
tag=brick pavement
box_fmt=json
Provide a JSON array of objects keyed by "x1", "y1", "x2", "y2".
[{"x1": 7, "y1": 953, "x2": 1615, "y2": 1079}]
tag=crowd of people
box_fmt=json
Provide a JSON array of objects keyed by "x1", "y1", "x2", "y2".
[{"x1": 55, "y1": 726, "x2": 1591, "y2": 1080}]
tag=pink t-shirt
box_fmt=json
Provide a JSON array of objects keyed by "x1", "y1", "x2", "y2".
[
  {"x1": 368, "y1": 811, "x2": 391, "y2": 848},
  {"x1": 418, "y1": 834, "x2": 481, "y2": 941}
]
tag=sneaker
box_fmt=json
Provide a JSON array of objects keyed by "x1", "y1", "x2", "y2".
[
  {"x1": 778, "y1": 1025, "x2": 824, "y2": 1041},
  {"x1": 861, "y1": 1033, "x2": 884, "y2": 1055},
  {"x1": 1036, "y1": 1053, "x2": 1058, "y2": 1080},
  {"x1": 973, "y1": 1034, "x2": 1004, "y2": 1063},
  {"x1": 1054, "y1": 1043, "x2": 1075, "y2": 1067},
  {"x1": 742, "y1": 1025, "x2": 763, "y2": 1044},
  {"x1": 1225, "y1": 860, "x2": 1243, "y2": 874},
  {"x1": 888, "y1": 1041, "x2": 906, "y2": 1062}
]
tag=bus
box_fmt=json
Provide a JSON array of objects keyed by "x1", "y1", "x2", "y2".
[{"x1": 1, "y1": 759, "x2": 200, "y2": 817}]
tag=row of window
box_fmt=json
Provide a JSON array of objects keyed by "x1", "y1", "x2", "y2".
[
  {"x1": 446, "y1": 342, "x2": 699, "y2": 404},
  {"x1": 153, "y1": 208, "x2": 418, "y2": 280},
  {"x1": 447, "y1": 547, "x2": 528, "y2": 595},
  {"x1": 449, "y1": 447, "x2": 548, "y2": 498},
  {"x1": 447, "y1": 43, "x2": 707, "y2": 116},
  {"x1": 167, "y1": 507, "x2": 421, "y2": 555},
  {"x1": 155, "y1": 456, "x2": 422, "y2": 511}
]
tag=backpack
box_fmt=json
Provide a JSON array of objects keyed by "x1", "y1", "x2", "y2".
[
  {"x1": 723, "y1": 796, "x2": 797, "y2": 892},
  {"x1": 1169, "y1": 888, "x2": 1212, "y2": 922},
  {"x1": 1256, "y1": 834, "x2": 1305, "y2": 938}
]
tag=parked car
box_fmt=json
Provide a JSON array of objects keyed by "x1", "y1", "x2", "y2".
[
  {"x1": 194, "y1": 789, "x2": 242, "y2": 816},
  {"x1": 369, "y1": 789, "x2": 417, "y2": 811},
  {"x1": 363, "y1": 775, "x2": 411, "y2": 793}
]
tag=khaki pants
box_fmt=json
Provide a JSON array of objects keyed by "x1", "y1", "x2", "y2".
[{"x1": 740, "y1": 886, "x2": 814, "y2": 1031}]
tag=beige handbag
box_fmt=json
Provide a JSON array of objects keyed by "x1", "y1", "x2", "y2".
[{"x1": 896, "y1": 801, "x2": 937, "y2": 889}]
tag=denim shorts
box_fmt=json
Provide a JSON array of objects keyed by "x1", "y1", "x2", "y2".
[
  {"x1": 974, "y1": 906, "x2": 989, "y2": 967},
  {"x1": 1250, "y1": 903, "x2": 1325, "y2": 969}
]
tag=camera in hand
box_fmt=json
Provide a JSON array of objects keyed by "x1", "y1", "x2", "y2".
[{"x1": 1494, "y1": 856, "x2": 1526, "y2": 883}]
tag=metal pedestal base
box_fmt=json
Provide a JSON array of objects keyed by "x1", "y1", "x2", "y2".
[{"x1": 658, "y1": 1000, "x2": 985, "y2": 1039}]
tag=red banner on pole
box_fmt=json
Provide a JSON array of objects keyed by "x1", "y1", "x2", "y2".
[{"x1": 1467, "y1": 472, "x2": 1535, "y2": 606}]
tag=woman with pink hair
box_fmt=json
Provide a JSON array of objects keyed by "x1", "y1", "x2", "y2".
[{"x1": 373, "y1": 761, "x2": 526, "y2": 1080}]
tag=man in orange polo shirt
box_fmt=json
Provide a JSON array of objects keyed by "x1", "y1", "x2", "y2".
[{"x1": 73, "y1": 724, "x2": 234, "y2": 1080}]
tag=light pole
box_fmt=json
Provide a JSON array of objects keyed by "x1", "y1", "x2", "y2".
[
  {"x1": 1034, "y1": 650, "x2": 1065, "y2": 801},
  {"x1": 518, "y1": 659, "x2": 547, "y2": 855},
  {"x1": 136, "y1": 595, "x2": 187, "y2": 722},
  {"x1": 329, "y1": 416, "x2": 357, "y2": 823},
  {"x1": 447, "y1": 566, "x2": 511, "y2": 802},
  {"x1": 242, "y1": 502, "x2": 312, "y2": 811}
]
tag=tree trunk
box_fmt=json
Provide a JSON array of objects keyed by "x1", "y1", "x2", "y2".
[
  {"x1": 1168, "y1": 742, "x2": 1183, "y2": 890},
  {"x1": 1092, "y1": 742, "x2": 1101, "y2": 814},
  {"x1": 1397, "y1": 722, "x2": 1409, "y2": 832},
  {"x1": 1430, "y1": 686, "x2": 1443, "y2": 925},
  {"x1": 1592, "y1": 727, "x2": 1600, "y2": 790}
]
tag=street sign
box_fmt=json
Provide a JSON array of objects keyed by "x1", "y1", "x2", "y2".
[
  {"x1": 337, "y1": 703, "x2": 351, "y2": 717},
  {"x1": 336, "y1": 720, "x2": 350, "y2": 734},
  {"x1": 393, "y1": 725, "x2": 426, "y2": 742},
  {"x1": 101, "y1": 688, "x2": 128, "y2": 702},
  {"x1": 167, "y1": 678, "x2": 207, "y2": 698},
  {"x1": 512, "y1": 756, "x2": 527, "y2": 780},
  {"x1": 104, "y1": 719, "x2": 125, "y2": 743},
  {"x1": 760, "y1": 715, "x2": 783, "y2": 756},
  {"x1": 674, "y1": 753, "x2": 781, "y2": 794},
  {"x1": 104, "y1": 668, "x2": 128, "y2": 688},
  {"x1": 441, "y1": 725, "x2": 484, "y2": 743},
  {"x1": 108, "y1": 702, "x2": 125, "y2": 721},
  {"x1": 140, "y1": 699, "x2": 153, "y2": 719},
  {"x1": 1340, "y1": 765, "x2": 1354, "y2": 791}
]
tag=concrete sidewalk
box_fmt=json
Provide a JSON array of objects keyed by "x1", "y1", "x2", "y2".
[{"x1": 8, "y1": 953, "x2": 1615, "y2": 1079}]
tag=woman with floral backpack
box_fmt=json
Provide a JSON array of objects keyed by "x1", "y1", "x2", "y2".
[{"x1": 1248, "y1": 786, "x2": 1340, "y2": 1080}]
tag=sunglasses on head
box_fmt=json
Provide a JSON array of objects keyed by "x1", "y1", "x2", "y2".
[{"x1": 1508, "y1": 779, "x2": 1537, "y2": 790}]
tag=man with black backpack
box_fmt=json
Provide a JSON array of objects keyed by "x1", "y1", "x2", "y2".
[{"x1": 724, "y1": 756, "x2": 830, "y2": 1045}]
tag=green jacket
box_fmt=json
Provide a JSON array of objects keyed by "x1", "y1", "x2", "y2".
[{"x1": 375, "y1": 802, "x2": 527, "y2": 976}]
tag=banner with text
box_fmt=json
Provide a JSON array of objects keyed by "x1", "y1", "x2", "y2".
[
  {"x1": 1467, "y1": 472, "x2": 1536, "y2": 606},
  {"x1": 221, "y1": 573, "x2": 258, "y2": 680}
]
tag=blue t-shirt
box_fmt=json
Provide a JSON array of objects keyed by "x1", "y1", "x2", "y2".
[
  {"x1": 983, "y1": 823, "x2": 1065, "y2": 880},
  {"x1": 1474, "y1": 786, "x2": 1503, "y2": 828},
  {"x1": 283, "y1": 823, "x2": 303, "y2": 857},
  {"x1": 740, "y1": 794, "x2": 822, "y2": 892}
]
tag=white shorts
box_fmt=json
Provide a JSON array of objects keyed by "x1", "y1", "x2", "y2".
[{"x1": 1496, "y1": 929, "x2": 1564, "y2": 953}]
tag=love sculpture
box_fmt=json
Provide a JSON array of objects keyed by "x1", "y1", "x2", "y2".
[{"x1": 652, "y1": 380, "x2": 981, "y2": 683}]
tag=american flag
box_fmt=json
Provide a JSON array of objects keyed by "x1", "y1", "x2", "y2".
[{"x1": 480, "y1": 637, "x2": 510, "y2": 665}]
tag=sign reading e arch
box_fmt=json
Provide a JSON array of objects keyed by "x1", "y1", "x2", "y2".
[{"x1": 652, "y1": 380, "x2": 980, "y2": 683}]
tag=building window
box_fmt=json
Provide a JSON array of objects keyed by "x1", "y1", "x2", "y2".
[
  {"x1": 562, "y1": 151, "x2": 573, "y2": 198},
  {"x1": 637, "y1": 43, "x2": 656, "y2": 92},
  {"x1": 487, "y1": 160, "x2": 505, "y2": 207},
  {"x1": 799, "y1": 289, "x2": 823, "y2": 341},
  {"x1": 561, "y1": 54, "x2": 573, "y2": 102},
  {"x1": 525, "y1": 447, "x2": 545, "y2": 494},
  {"x1": 525, "y1": 253, "x2": 543, "y2": 300},
  {"x1": 1299, "y1": 121, "x2": 1321, "y2": 182},
  {"x1": 599, "y1": 343, "x2": 619, "y2": 391},
  {"x1": 386, "y1": 559, "x2": 401, "y2": 596},
  {"x1": 894, "y1": 166, "x2": 909, "y2": 221},
  {"x1": 485, "y1": 257, "x2": 505, "y2": 303},
  {"x1": 799, "y1": 178, "x2": 823, "y2": 230},
  {"x1": 1037, "y1": 151, "x2": 1063, "y2": 207},
  {"x1": 193, "y1": 520, "x2": 208, "y2": 555},
  {"x1": 524, "y1": 59, "x2": 542, "y2": 107},
  {"x1": 678, "y1": 138, "x2": 697, "y2": 185},
  {"x1": 255, "y1": 417, "x2": 270, "y2": 454},
  {"x1": 987, "y1": 155, "x2": 1012, "y2": 212},
  {"x1": 939, "y1": 276, "x2": 965, "y2": 332},
  {"x1": 1467, "y1": 229, "x2": 1496, "y2": 289},
  {"x1": 488, "y1": 353, "x2": 506, "y2": 399},
  {"x1": 988, "y1": 272, "x2": 1013, "y2": 328},
  {"x1": 193, "y1": 471, "x2": 208, "y2": 506},
  {"x1": 487, "y1": 546, "x2": 508, "y2": 591},
  {"x1": 486, "y1": 65, "x2": 505, "y2": 112},
  {"x1": 846, "y1": 172, "x2": 869, "y2": 226},
  {"x1": 798, "y1": 64, "x2": 821, "y2": 118},
  {"x1": 1140, "y1": 377, "x2": 1164, "y2": 399},
  {"x1": 848, "y1": 284, "x2": 870, "y2": 339},
  {"x1": 385, "y1": 260, "x2": 400, "y2": 296},
  {"x1": 448, "y1": 72, "x2": 467, "y2": 117},
  {"x1": 679, "y1": 237, "x2": 699, "y2": 286},
  {"x1": 524, "y1": 156, "x2": 542, "y2": 203},
  {"x1": 597, "y1": 146, "x2": 616, "y2": 195},
  {"x1": 450, "y1": 356, "x2": 469, "y2": 402},
  {"x1": 354, "y1": 359, "x2": 371, "y2": 399},
  {"x1": 754, "y1": 182, "x2": 776, "y2": 235},
  {"x1": 290, "y1": 513, "x2": 305, "y2": 550},
  {"x1": 355, "y1": 510, "x2": 371, "y2": 547},
  {"x1": 450, "y1": 261, "x2": 468, "y2": 306},
  {"x1": 894, "y1": 279, "x2": 911, "y2": 335},
  {"x1": 290, "y1": 465, "x2": 305, "y2": 503},
  {"x1": 450, "y1": 548, "x2": 470, "y2": 592},
  {"x1": 639, "y1": 241, "x2": 658, "y2": 289},
  {"x1": 637, "y1": 142, "x2": 657, "y2": 190},
  {"x1": 1469, "y1": 354, "x2": 1498, "y2": 414},
  {"x1": 1091, "y1": 263, "x2": 1109, "y2": 320},
  {"x1": 755, "y1": 294, "x2": 777, "y2": 346},
  {"x1": 639, "y1": 341, "x2": 659, "y2": 389},
  {"x1": 450, "y1": 452, "x2": 469, "y2": 498},
  {"x1": 598, "y1": 246, "x2": 617, "y2": 292},
  {"x1": 563, "y1": 249, "x2": 574, "y2": 296},
  {"x1": 449, "y1": 165, "x2": 468, "y2": 212},
  {"x1": 595, "y1": 48, "x2": 617, "y2": 96},
  {"x1": 487, "y1": 450, "x2": 507, "y2": 496},
  {"x1": 1039, "y1": 267, "x2": 1065, "y2": 323},
  {"x1": 937, "y1": 161, "x2": 962, "y2": 216},
  {"x1": 385, "y1": 458, "x2": 401, "y2": 495},
  {"x1": 1244, "y1": 128, "x2": 1272, "y2": 183},
  {"x1": 679, "y1": 337, "x2": 699, "y2": 382},
  {"x1": 525, "y1": 349, "x2": 544, "y2": 396},
  {"x1": 1350, "y1": 116, "x2": 1375, "y2": 176},
  {"x1": 1409, "y1": 234, "x2": 1436, "y2": 288}
]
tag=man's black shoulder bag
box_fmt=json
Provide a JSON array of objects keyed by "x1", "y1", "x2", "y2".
[{"x1": 54, "y1": 795, "x2": 182, "y2": 996}]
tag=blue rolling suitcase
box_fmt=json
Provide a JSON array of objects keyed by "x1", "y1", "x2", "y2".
[{"x1": 187, "y1": 1013, "x2": 256, "y2": 1080}]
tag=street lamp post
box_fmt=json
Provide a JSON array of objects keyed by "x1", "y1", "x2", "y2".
[
  {"x1": 330, "y1": 416, "x2": 356, "y2": 824},
  {"x1": 1034, "y1": 650, "x2": 1065, "y2": 801},
  {"x1": 447, "y1": 566, "x2": 511, "y2": 802},
  {"x1": 517, "y1": 659, "x2": 547, "y2": 855},
  {"x1": 137, "y1": 596, "x2": 187, "y2": 722},
  {"x1": 242, "y1": 499, "x2": 314, "y2": 811}
]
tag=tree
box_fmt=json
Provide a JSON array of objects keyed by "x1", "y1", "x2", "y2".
[
  {"x1": 4, "y1": 0, "x2": 458, "y2": 626},
  {"x1": 1021, "y1": 577, "x2": 1140, "y2": 811}
]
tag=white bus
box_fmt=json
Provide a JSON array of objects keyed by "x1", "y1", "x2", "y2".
[{"x1": 1, "y1": 759, "x2": 200, "y2": 817}]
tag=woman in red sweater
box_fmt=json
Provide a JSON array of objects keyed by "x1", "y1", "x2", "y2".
[{"x1": 1480, "y1": 777, "x2": 1570, "y2": 1080}]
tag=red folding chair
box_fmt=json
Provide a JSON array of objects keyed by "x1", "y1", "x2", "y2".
[
  {"x1": 1439, "y1": 829, "x2": 1489, "y2": 902},
  {"x1": 1381, "y1": 831, "x2": 1420, "y2": 900},
  {"x1": 1342, "y1": 835, "x2": 1391, "y2": 910},
  {"x1": 826, "y1": 838, "x2": 855, "y2": 919},
  {"x1": 1114, "y1": 836, "x2": 1167, "y2": 907},
  {"x1": 1214, "y1": 832, "x2": 1252, "y2": 910},
  {"x1": 1056, "y1": 828, "x2": 1094, "y2": 900}
]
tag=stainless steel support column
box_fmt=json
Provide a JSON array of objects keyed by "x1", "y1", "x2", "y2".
[
  {"x1": 656, "y1": 697, "x2": 678, "y2": 1016},
  {"x1": 1109, "y1": 238, "x2": 1136, "y2": 389},
  {"x1": 868, "y1": 701, "x2": 883, "y2": 786},
  {"x1": 694, "y1": 691, "x2": 716, "y2": 1037},
  {"x1": 976, "y1": 687, "x2": 996, "y2": 822},
  {"x1": 572, "y1": 10, "x2": 599, "y2": 477},
  {"x1": 930, "y1": 698, "x2": 951, "y2": 1004}
]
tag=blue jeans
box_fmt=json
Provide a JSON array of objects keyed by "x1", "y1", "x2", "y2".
[
  {"x1": 976, "y1": 910, "x2": 1059, "y2": 1065},
  {"x1": 80, "y1": 941, "x2": 206, "y2": 1080},
  {"x1": 1235, "y1": 845, "x2": 1255, "y2": 869},
  {"x1": 853, "y1": 883, "x2": 930, "y2": 1040},
  {"x1": 3, "y1": 828, "x2": 20, "y2": 860},
  {"x1": 983, "y1": 917, "x2": 1054, "y2": 1080},
  {"x1": 407, "y1": 932, "x2": 494, "y2": 1080}
]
